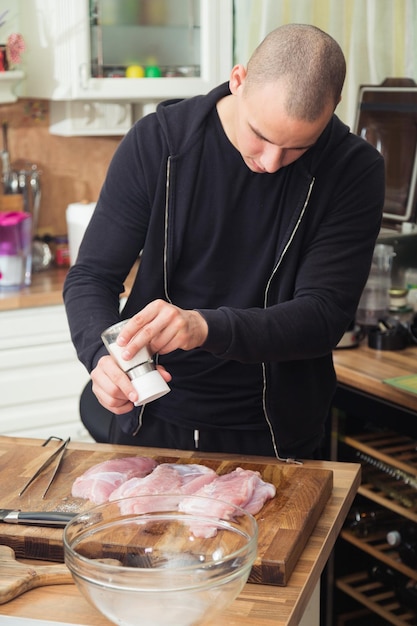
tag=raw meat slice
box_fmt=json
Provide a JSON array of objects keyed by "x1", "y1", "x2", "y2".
[
  {"x1": 110, "y1": 464, "x2": 182, "y2": 501},
  {"x1": 71, "y1": 456, "x2": 158, "y2": 504},
  {"x1": 175, "y1": 463, "x2": 219, "y2": 495},
  {"x1": 179, "y1": 467, "x2": 276, "y2": 537},
  {"x1": 110, "y1": 463, "x2": 218, "y2": 513},
  {"x1": 243, "y1": 475, "x2": 277, "y2": 515}
]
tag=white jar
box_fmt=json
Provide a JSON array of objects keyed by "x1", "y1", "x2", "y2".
[{"x1": 0, "y1": 252, "x2": 24, "y2": 289}]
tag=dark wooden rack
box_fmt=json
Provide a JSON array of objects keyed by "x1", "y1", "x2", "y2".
[{"x1": 335, "y1": 429, "x2": 417, "y2": 625}]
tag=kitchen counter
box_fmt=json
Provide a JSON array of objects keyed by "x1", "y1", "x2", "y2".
[
  {"x1": 333, "y1": 342, "x2": 417, "y2": 413},
  {"x1": 0, "y1": 437, "x2": 361, "y2": 626},
  {"x1": 0, "y1": 265, "x2": 139, "y2": 312},
  {"x1": 0, "y1": 268, "x2": 69, "y2": 311}
]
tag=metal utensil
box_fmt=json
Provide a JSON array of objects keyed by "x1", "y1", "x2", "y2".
[
  {"x1": 1, "y1": 122, "x2": 21, "y2": 195},
  {"x1": 41, "y1": 437, "x2": 70, "y2": 498},
  {"x1": 18, "y1": 437, "x2": 71, "y2": 497}
]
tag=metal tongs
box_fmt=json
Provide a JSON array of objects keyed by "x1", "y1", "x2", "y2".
[{"x1": 18, "y1": 436, "x2": 71, "y2": 498}]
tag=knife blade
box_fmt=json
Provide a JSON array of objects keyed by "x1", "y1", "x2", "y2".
[{"x1": 0, "y1": 509, "x2": 77, "y2": 527}]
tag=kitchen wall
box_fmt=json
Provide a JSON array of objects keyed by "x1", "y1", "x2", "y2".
[{"x1": 0, "y1": 98, "x2": 121, "y2": 237}]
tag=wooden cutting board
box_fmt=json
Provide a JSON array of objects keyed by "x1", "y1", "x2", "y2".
[{"x1": 0, "y1": 439, "x2": 333, "y2": 586}]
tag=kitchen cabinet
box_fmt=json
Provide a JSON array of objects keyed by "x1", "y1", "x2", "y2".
[
  {"x1": 329, "y1": 346, "x2": 417, "y2": 625},
  {"x1": 19, "y1": 0, "x2": 233, "y2": 102},
  {"x1": 0, "y1": 305, "x2": 91, "y2": 441},
  {"x1": 0, "y1": 71, "x2": 25, "y2": 104},
  {"x1": 334, "y1": 427, "x2": 417, "y2": 625}
]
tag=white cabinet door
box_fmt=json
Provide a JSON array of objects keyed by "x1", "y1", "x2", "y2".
[
  {"x1": 19, "y1": 0, "x2": 233, "y2": 102},
  {"x1": 0, "y1": 305, "x2": 91, "y2": 441}
]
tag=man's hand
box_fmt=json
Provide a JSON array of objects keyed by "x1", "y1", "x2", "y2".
[
  {"x1": 91, "y1": 354, "x2": 172, "y2": 414},
  {"x1": 116, "y1": 299, "x2": 209, "y2": 360},
  {"x1": 91, "y1": 300, "x2": 206, "y2": 413}
]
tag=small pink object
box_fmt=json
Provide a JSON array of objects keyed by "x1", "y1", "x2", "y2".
[
  {"x1": 0, "y1": 211, "x2": 31, "y2": 227},
  {"x1": 6, "y1": 33, "x2": 25, "y2": 65}
]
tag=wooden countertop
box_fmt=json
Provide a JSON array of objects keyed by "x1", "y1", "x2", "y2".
[
  {"x1": 333, "y1": 342, "x2": 417, "y2": 412},
  {"x1": 0, "y1": 267, "x2": 68, "y2": 311},
  {"x1": 0, "y1": 437, "x2": 361, "y2": 626},
  {"x1": 0, "y1": 264, "x2": 139, "y2": 312}
]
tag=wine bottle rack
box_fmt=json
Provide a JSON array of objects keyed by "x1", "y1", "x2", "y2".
[
  {"x1": 341, "y1": 528, "x2": 417, "y2": 581},
  {"x1": 344, "y1": 431, "x2": 417, "y2": 524},
  {"x1": 336, "y1": 571, "x2": 417, "y2": 626},
  {"x1": 336, "y1": 607, "x2": 384, "y2": 626},
  {"x1": 335, "y1": 428, "x2": 417, "y2": 625},
  {"x1": 344, "y1": 430, "x2": 417, "y2": 476}
]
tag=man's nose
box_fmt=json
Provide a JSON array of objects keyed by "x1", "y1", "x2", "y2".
[{"x1": 260, "y1": 146, "x2": 285, "y2": 173}]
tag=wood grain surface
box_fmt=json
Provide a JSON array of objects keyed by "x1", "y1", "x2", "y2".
[
  {"x1": 0, "y1": 437, "x2": 361, "y2": 626},
  {"x1": 0, "y1": 437, "x2": 332, "y2": 586},
  {"x1": 0, "y1": 263, "x2": 138, "y2": 311},
  {"x1": 0, "y1": 545, "x2": 72, "y2": 605},
  {"x1": 333, "y1": 343, "x2": 417, "y2": 412}
]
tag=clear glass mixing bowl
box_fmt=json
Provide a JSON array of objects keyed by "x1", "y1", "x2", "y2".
[{"x1": 63, "y1": 493, "x2": 258, "y2": 626}]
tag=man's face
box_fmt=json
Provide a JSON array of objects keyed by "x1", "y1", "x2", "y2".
[{"x1": 228, "y1": 67, "x2": 334, "y2": 173}]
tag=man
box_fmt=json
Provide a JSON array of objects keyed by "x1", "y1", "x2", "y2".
[{"x1": 64, "y1": 24, "x2": 384, "y2": 459}]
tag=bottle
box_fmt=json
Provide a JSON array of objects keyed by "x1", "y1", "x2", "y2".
[
  {"x1": 54, "y1": 235, "x2": 70, "y2": 268},
  {"x1": 397, "y1": 580, "x2": 417, "y2": 612},
  {"x1": 346, "y1": 506, "x2": 398, "y2": 537},
  {"x1": 369, "y1": 563, "x2": 417, "y2": 611},
  {"x1": 386, "y1": 524, "x2": 417, "y2": 568},
  {"x1": 369, "y1": 562, "x2": 405, "y2": 587}
]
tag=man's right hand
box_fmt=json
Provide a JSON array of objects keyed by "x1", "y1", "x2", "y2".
[{"x1": 90, "y1": 354, "x2": 172, "y2": 413}]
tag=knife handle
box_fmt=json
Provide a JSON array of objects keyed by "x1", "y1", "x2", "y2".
[{"x1": 5, "y1": 511, "x2": 76, "y2": 527}]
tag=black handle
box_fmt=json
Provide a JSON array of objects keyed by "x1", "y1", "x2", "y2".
[{"x1": 8, "y1": 511, "x2": 77, "y2": 527}]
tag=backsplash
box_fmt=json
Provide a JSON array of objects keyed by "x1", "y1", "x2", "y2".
[{"x1": 0, "y1": 98, "x2": 121, "y2": 237}]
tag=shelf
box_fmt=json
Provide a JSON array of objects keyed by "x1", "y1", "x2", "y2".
[
  {"x1": 344, "y1": 431, "x2": 417, "y2": 476},
  {"x1": 341, "y1": 528, "x2": 417, "y2": 582},
  {"x1": 336, "y1": 571, "x2": 417, "y2": 626},
  {"x1": 358, "y1": 482, "x2": 417, "y2": 524},
  {"x1": 333, "y1": 427, "x2": 417, "y2": 625},
  {"x1": 0, "y1": 70, "x2": 24, "y2": 103},
  {"x1": 336, "y1": 607, "x2": 385, "y2": 625},
  {"x1": 341, "y1": 430, "x2": 417, "y2": 523}
]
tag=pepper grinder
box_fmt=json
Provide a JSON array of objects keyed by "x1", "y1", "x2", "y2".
[{"x1": 101, "y1": 320, "x2": 170, "y2": 406}]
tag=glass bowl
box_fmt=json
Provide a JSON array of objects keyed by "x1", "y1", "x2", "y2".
[{"x1": 63, "y1": 494, "x2": 258, "y2": 626}]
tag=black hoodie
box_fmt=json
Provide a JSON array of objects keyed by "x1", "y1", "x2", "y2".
[{"x1": 64, "y1": 82, "x2": 384, "y2": 458}]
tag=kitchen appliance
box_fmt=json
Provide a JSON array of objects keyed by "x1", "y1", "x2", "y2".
[
  {"x1": 353, "y1": 81, "x2": 417, "y2": 323},
  {"x1": 356, "y1": 243, "x2": 396, "y2": 327},
  {"x1": 353, "y1": 78, "x2": 417, "y2": 233},
  {"x1": 0, "y1": 211, "x2": 32, "y2": 289}
]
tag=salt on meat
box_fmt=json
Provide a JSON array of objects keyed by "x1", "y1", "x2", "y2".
[
  {"x1": 71, "y1": 456, "x2": 158, "y2": 504},
  {"x1": 110, "y1": 463, "x2": 218, "y2": 513},
  {"x1": 179, "y1": 467, "x2": 276, "y2": 538}
]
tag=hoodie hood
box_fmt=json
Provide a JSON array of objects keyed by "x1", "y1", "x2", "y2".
[
  {"x1": 155, "y1": 83, "x2": 231, "y2": 156},
  {"x1": 155, "y1": 82, "x2": 352, "y2": 178}
]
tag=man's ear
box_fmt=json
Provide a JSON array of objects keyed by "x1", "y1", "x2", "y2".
[{"x1": 229, "y1": 64, "x2": 247, "y2": 95}]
